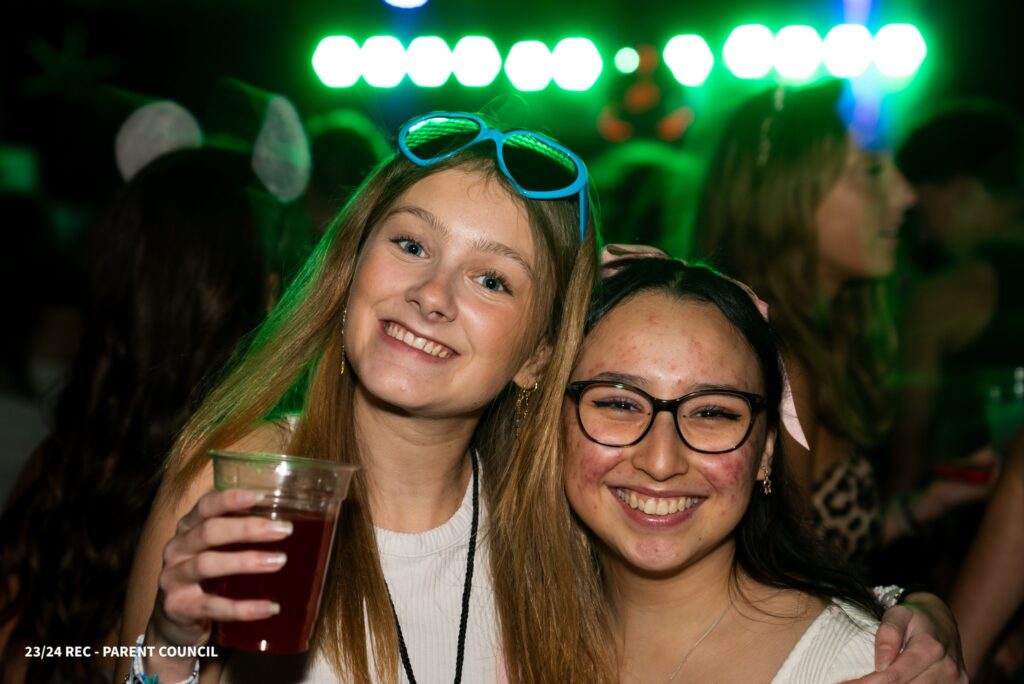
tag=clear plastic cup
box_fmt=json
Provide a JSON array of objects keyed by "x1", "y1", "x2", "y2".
[{"x1": 202, "y1": 450, "x2": 357, "y2": 653}]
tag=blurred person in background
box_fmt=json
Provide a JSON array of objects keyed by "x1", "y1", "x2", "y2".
[
  {"x1": 948, "y1": 428, "x2": 1024, "y2": 681},
  {"x1": 695, "y1": 81, "x2": 986, "y2": 572},
  {"x1": 305, "y1": 109, "x2": 389, "y2": 236},
  {"x1": 0, "y1": 147, "x2": 277, "y2": 683},
  {"x1": 0, "y1": 192, "x2": 84, "y2": 507},
  {"x1": 889, "y1": 102, "x2": 1024, "y2": 494},
  {"x1": 589, "y1": 139, "x2": 702, "y2": 256}
]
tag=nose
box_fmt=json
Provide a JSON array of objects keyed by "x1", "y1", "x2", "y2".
[
  {"x1": 630, "y1": 412, "x2": 690, "y2": 481},
  {"x1": 407, "y1": 266, "x2": 457, "y2": 321},
  {"x1": 892, "y1": 166, "x2": 917, "y2": 213}
]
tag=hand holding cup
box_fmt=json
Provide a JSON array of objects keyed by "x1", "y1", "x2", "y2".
[{"x1": 151, "y1": 451, "x2": 356, "y2": 655}]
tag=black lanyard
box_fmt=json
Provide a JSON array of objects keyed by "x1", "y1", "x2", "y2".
[{"x1": 388, "y1": 451, "x2": 479, "y2": 684}]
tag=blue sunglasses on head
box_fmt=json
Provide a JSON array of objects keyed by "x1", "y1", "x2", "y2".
[{"x1": 397, "y1": 111, "x2": 590, "y2": 241}]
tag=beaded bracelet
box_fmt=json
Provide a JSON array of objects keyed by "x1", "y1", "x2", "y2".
[{"x1": 125, "y1": 633, "x2": 200, "y2": 684}]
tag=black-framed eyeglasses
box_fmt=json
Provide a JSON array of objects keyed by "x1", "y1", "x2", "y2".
[{"x1": 566, "y1": 381, "x2": 766, "y2": 453}]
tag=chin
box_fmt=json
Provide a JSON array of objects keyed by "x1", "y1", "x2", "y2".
[
  {"x1": 619, "y1": 543, "x2": 696, "y2": 576},
  {"x1": 355, "y1": 372, "x2": 431, "y2": 411}
]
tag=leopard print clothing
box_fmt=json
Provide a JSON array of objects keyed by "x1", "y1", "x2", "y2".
[{"x1": 811, "y1": 453, "x2": 882, "y2": 562}]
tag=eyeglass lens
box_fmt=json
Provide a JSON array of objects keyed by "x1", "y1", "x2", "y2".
[
  {"x1": 577, "y1": 384, "x2": 754, "y2": 452},
  {"x1": 405, "y1": 117, "x2": 580, "y2": 192},
  {"x1": 404, "y1": 116, "x2": 481, "y2": 159},
  {"x1": 503, "y1": 133, "x2": 580, "y2": 191}
]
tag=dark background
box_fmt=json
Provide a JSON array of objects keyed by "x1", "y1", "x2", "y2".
[{"x1": 2, "y1": 0, "x2": 1021, "y2": 206}]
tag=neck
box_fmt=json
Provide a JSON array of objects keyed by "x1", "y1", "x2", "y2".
[
  {"x1": 606, "y1": 541, "x2": 738, "y2": 657},
  {"x1": 353, "y1": 385, "x2": 478, "y2": 533}
]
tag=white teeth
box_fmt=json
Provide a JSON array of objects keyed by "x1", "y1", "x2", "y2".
[
  {"x1": 615, "y1": 488, "x2": 701, "y2": 517},
  {"x1": 384, "y1": 323, "x2": 453, "y2": 358}
]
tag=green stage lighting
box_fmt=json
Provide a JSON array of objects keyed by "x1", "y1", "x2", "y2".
[
  {"x1": 724, "y1": 24, "x2": 774, "y2": 79},
  {"x1": 452, "y1": 36, "x2": 502, "y2": 87},
  {"x1": 407, "y1": 36, "x2": 452, "y2": 87},
  {"x1": 663, "y1": 35, "x2": 714, "y2": 87},
  {"x1": 614, "y1": 47, "x2": 640, "y2": 74},
  {"x1": 552, "y1": 38, "x2": 602, "y2": 90},
  {"x1": 313, "y1": 36, "x2": 361, "y2": 88},
  {"x1": 361, "y1": 36, "x2": 405, "y2": 87},
  {"x1": 823, "y1": 24, "x2": 873, "y2": 77},
  {"x1": 873, "y1": 24, "x2": 927, "y2": 77},
  {"x1": 505, "y1": 41, "x2": 552, "y2": 91},
  {"x1": 773, "y1": 25, "x2": 822, "y2": 80}
]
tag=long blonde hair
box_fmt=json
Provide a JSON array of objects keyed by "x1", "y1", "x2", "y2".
[
  {"x1": 696, "y1": 81, "x2": 895, "y2": 448},
  {"x1": 165, "y1": 145, "x2": 614, "y2": 682}
]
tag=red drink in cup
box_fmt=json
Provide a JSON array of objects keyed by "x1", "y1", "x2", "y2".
[{"x1": 203, "y1": 451, "x2": 357, "y2": 653}]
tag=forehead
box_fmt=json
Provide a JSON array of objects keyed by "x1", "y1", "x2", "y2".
[
  {"x1": 579, "y1": 292, "x2": 763, "y2": 392},
  {"x1": 401, "y1": 166, "x2": 521, "y2": 215},
  {"x1": 388, "y1": 166, "x2": 540, "y2": 249}
]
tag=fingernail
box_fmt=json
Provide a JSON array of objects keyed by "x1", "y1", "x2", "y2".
[
  {"x1": 268, "y1": 602, "x2": 281, "y2": 615},
  {"x1": 260, "y1": 553, "x2": 287, "y2": 567},
  {"x1": 269, "y1": 521, "x2": 293, "y2": 535},
  {"x1": 238, "y1": 490, "x2": 265, "y2": 504}
]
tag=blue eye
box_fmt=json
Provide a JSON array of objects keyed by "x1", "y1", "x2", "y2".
[
  {"x1": 393, "y1": 237, "x2": 426, "y2": 257},
  {"x1": 476, "y1": 271, "x2": 511, "y2": 294}
]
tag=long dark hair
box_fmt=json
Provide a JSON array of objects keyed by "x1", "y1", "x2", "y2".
[
  {"x1": 696, "y1": 80, "x2": 895, "y2": 448},
  {"x1": 586, "y1": 257, "x2": 882, "y2": 618},
  {"x1": 0, "y1": 148, "x2": 271, "y2": 683}
]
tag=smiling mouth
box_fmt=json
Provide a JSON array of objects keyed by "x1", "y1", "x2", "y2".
[
  {"x1": 614, "y1": 488, "x2": 704, "y2": 516},
  {"x1": 383, "y1": 321, "x2": 456, "y2": 359}
]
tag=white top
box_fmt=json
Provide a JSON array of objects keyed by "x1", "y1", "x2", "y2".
[
  {"x1": 222, "y1": 467, "x2": 503, "y2": 683},
  {"x1": 771, "y1": 599, "x2": 879, "y2": 684}
]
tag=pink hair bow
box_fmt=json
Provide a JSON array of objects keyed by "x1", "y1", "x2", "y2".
[{"x1": 600, "y1": 244, "x2": 809, "y2": 451}]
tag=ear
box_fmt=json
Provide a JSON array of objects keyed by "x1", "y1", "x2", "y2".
[
  {"x1": 758, "y1": 427, "x2": 777, "y2": 481},
  {"x1": 512, "y1": 341, "x2": 553, "y2": 390}
]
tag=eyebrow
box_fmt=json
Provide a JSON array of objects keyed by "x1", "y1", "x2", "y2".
[
  {"x1": 386, "y1": 205, "x2": 536, "y2": 279},
  {"x1": 589, "y1": 371, "x2": 646, "y2": 386},
  {"x1": 585, "y1": 371, "x2": 752, "y2": 394}
]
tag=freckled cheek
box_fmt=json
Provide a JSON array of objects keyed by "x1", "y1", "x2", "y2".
[
  {"x1": 563, "y1": 409, "x2": 618, "y2": 509},
  {"x1": 700, "y1": 453, "x2": 756, "y2": 512}
]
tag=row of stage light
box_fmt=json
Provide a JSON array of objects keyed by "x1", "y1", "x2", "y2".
[{"x1": 312, "y1": 24, "x2": 927, "y2": 90}]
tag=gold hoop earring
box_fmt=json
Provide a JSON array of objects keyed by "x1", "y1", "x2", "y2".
[
  {"x1": 514, "y1": 382, "x2": 539, "y2": 437},
  {"x1": 339, "y1": 307, "x2": 347, "y2": 377},
  {"x1": 762, "y1": 464, "x2": 772, "y2": 496}
]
